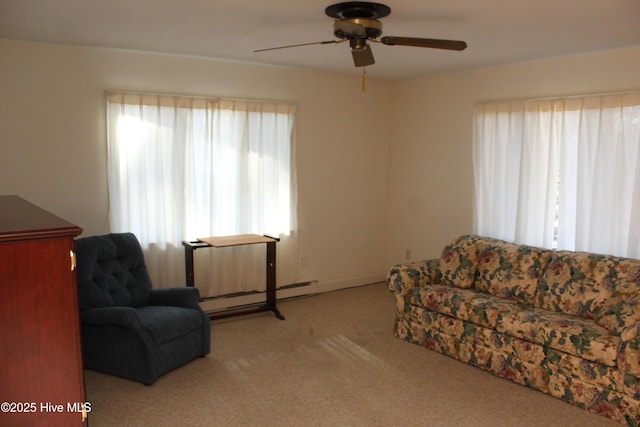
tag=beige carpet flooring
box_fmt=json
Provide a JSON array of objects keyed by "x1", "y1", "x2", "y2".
[{"x1": 84, "y1": 282, "x2": 619, "y2": 426}]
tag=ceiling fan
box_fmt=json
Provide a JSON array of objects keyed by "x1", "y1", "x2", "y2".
[{"x1": 254, "y1": 1, "x2": 467, "y2": 68}]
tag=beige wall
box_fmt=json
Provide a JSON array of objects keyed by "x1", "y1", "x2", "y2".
[
  {"x1": 0, "y1": 39, "x2": 391, "y2": 290},
  {"x1": 2, "y1": 38, "x2": 640, "y2": 291},
  {"x1": 387, "y1": 45, "x2": 640, "y2": 265}
]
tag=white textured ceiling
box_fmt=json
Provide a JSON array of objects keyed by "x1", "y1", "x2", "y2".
[{"x1": 1, "y1": 0, "x2": 640, "y2": 80}]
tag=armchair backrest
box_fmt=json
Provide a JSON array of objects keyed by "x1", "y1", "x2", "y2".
[{"x1": 76, "y1": 233, "x2": 152, "y2": 312}]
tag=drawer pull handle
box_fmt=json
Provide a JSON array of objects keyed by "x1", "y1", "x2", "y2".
[{"x1": 70, "y1": 250, "x2": 77, "y2": 271}]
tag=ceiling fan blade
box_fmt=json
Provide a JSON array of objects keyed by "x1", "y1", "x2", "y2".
[
  {"x1": 351, "y1": 43, "x2": 375, "y2": 67},
  {"x1": 254, "y1": 40, "x2": 342, "y2": 53},
  {"x1": 380, "y1": 36, "x2": 467, "y2": 51}
]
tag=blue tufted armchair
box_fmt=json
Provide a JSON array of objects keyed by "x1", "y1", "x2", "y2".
[{"x1": 75, "y1": 232, "x2": 210, "y2": 385}]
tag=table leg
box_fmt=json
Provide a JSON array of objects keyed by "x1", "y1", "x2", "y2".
[
  {"x1": 265, "y1": 240, "x2": 285, "y2": 320},
  {"x1": 184, "y1": 244, "x2": 195, "y2": 287}
]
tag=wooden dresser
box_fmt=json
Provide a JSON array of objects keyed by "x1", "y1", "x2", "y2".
[{"x1": 0, "y1": 195, "x2": 87, "y2": 426}]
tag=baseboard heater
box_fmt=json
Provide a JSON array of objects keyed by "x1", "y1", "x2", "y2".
[{"x1": 198, "y1": 281, "x2": 318, "y2": 315}]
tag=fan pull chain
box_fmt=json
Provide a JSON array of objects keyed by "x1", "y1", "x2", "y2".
[{"x1": 361, "y1": 68, "x2": 366, "y2": 94}]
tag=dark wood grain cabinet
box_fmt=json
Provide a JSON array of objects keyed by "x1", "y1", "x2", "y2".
[{"x1": 0, "y1": 195, "x2": 87, "y2": 426}]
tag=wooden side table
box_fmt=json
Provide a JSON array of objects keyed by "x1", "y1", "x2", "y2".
[{"x1": 182, "y1": 234, "x2": 285, "y2": 320}]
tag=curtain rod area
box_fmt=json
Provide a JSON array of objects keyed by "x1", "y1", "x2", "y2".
[
  {"x1": 480, "y1": 88, "x2": 640, "y2": 105},
  {"x1": 105, "y1": 90, "x2": 298, "y2": 108}
]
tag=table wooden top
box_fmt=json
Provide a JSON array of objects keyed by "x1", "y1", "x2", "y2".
[{"x1": 198, "y1": 234, "x2": 276, "y2": 248}]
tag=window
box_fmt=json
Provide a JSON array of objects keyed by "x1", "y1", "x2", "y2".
[
  {"x1": 106, "y1": 92, "x2": 299, "y2": 295},
  {"x1": 473, "y1": 92, "x2": 640, "y2": 259}
]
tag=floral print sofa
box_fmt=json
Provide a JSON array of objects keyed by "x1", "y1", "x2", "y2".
[{"x1": 387, "y1": 235, "x2": 640, "y2": 426}]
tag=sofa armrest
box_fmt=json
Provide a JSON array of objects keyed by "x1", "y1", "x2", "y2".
[
  {"x1": 619, "y1": 324, "x2": 640, "y2": 379},
  {"x1": 597, "y1": 280, "x2": 640, "y2": 333},
  {"x1": 386, "y1": 259, "x2": 441, "y2": 312},
  {"x1": 619, "y1": 321, "x2": 640, "y2": 342},
  {"x1": 148, "y1": 287, "x2": 201, "y2": 309}
]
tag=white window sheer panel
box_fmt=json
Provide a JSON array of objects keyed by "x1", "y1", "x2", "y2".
[
  {"x1": 473, "y1": 92, "x2": 640, "y2": 259},
  {"x1": 106, "y1": 92, "x2": 300, "y2": 297}
]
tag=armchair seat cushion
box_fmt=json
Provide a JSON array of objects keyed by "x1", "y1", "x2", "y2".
[{"x1": 137, "y1": 306, "x2": 206, "y2": 345}]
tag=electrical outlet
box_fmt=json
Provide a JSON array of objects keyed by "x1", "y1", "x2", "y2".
[
  {"x1": 299, "y1": 256, "x2": 307, "y2": 267},
  {"x1": 405, "y1": 249, "x2": 411, "y2": 260}
]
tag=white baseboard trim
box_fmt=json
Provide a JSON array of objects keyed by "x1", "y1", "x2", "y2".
[
  {"x1": 198, "y1": 272, "x2": 387, "y2": 314},
  {"x1": 199, "y1": 281, "x2": 319, "y2": 313},
  {"x1": 316, "y1": 273, "x2": 387, "y2": 293}
]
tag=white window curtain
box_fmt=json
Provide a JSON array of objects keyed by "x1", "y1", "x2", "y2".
[
  {"x1": 473, "y1": 92, "x2": 640, "y2": 259},
  {"x1": 106, "y1": 92, "x2": 299, "y2": 297}
]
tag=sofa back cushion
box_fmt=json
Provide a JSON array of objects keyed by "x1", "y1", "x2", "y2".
[
  {"x1": 439, "y1": 235, "x2": 483, "y2": 289},
  {"x1": 475, "y1": 239, "x2": 553, "y2": 306},
  {"x1": 537, "y1": 251, "x2": 640, "y2": 324},
  {"x1": 76, "y1": 233, "x2": 152, "y2": 312}
]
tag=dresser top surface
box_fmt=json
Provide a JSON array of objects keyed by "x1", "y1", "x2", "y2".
[{"x1": 0, "y1": 195, "x2": 82, "y2": 242}]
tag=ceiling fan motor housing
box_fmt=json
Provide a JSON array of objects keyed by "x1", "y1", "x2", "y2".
[
  {"x1": 325, "y1": 2, "x2": 391, "y2": 19},
  {"x1": 333, "y1": 18, "x2": 382, "y2": 41}
]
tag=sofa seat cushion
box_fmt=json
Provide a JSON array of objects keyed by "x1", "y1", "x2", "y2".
[
  {"x1": 408, "y1": 285, "x2": 522, "y2": 330},
  {"x1": 497, "y1": 308, "x2": 620, "y2": 366},
  {"x1": 137, "y1": 306, "x2": 206, "y2": 345},
  {"x1": 475, "y1": 240, "x2": 553, "y2": 306}
]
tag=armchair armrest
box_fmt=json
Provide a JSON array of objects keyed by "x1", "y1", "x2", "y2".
[
  {"x1": 81, "y1": 306, "x2": 142, "y2": 328},
  {"x1": 80, "y1": 307, "x2": 155, "y2": 354},
  {"x1": 386, "y1": 259, "x2": 441, "y2": 312},
  {"x1": 149, "y1": 287, "x2": 201, "y2": 309}
]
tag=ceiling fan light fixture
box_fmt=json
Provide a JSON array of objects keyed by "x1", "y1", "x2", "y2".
[
  {"x1": 351, "y1": 43, "x2": 375, "y2": 67},
  {"x1": 350, "y1": 38, "x2": 368, "y2": 50}
]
